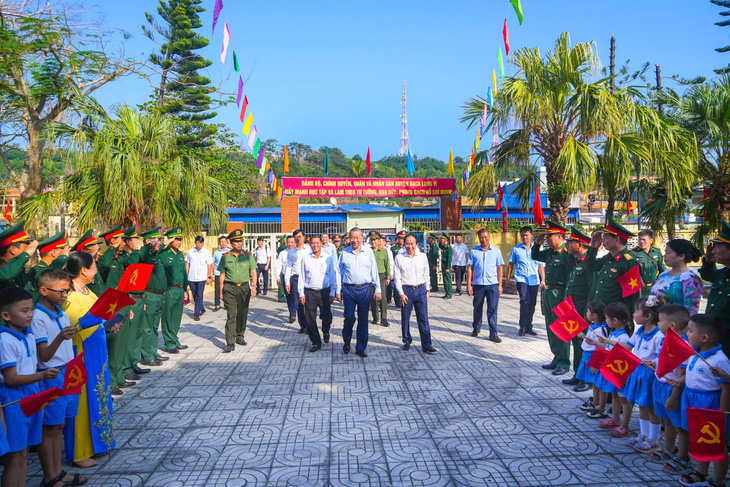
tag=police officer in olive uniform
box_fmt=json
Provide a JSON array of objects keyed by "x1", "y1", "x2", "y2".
[
  {"x1": 24, "y1": 230, "x2": 68, "y2": 302},
  {"x1": 334, "y1": 235, "x2": 342, "y2": 258},
  {"x1": 700, "y1": 220, "x2": 730, "y2": 356},
  {"x1": 72, "y1": 230, "x2": 106, "y2": 296},
  {"x1": 0, "y1": 220, "x2": 37, "y2": 290},
  {"x1": 137, "y1": 227, "x2": 170, "y2": 366},
  {"x1": 159, "y1": 227, "x2": 188, "y2": 354},
  {"x1": 532, "y1": 221, "x2": 573, "y2": 376},
  {"x1": 96, "y1": 224, "x2": 125, "y2": 289},
  {"x1": 439, "y1": 233, "x2": 453, "y2": 299},
  {"x1": 427, "y1": 235, "x2": 439, "y2": 292},
  {"x1": 218, "y1": 229, "x2": 257, "y2": 353}
]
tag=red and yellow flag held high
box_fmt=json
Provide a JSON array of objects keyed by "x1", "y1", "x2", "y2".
[
  {"x1": 88, "y1": 288, "x2": 135, "y2": 321},
  {"x1": 687, "y1": 407, "x2": 728, "y2": 462},
  {"x1": 117, "y1": 264, "x2": 153, "y2": 294},
  {"x1": 656, "y1": 328, "x2": 695, "y2": 378},
  {"x1": 600, "y1": 344, "x2": 641, "y2": 388},
  {"x1": 616, "y1": 265, "x2": 643, "y2": 298},
  {"x1": 548, "y1": 307, "x2": 589, "y2": 343},
  {"x1": 552, "y1": 295, "x2": 576, "y2": 319}
]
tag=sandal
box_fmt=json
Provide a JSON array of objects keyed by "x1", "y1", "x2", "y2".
[
  {"x1": 634, "y1": 440, "x2": 662, "y2": 454},
  {"x1": 598, "y1": 418, "x2": 618, "y2": 429},
  {"x1": 679, "y1": 470, "x2": 708, "y2": 486},
  {"x1": 709, "y1": 481, "x2": 726, "y2": 487},
  {"x1": 610, "y1": 425, "x2": 630, "y2": 437},
  {"x1": 58, "y1": 470, "x2": 88, "y2": 486},
  {"x1": 70, "y1": 458, "x2": 97, "y2": 469},
  {"x1": 650, "y1": 447, "x2": 677, "y2": 463},
  {"x1": 40, "y1": 478, "x2": 69, "y2": 487},
  {"x1": 587, "y1": 409, "x2": 608, "y2": 419},
  {"x1": 664, "y1": 457, "x2": 693, "y2": 474},
  {"x1": 626, "y1": 435, "x2": 647, "y2": 447},
  {"x1": 580, "y1": 399, "x2": 596, "y2": 411}
]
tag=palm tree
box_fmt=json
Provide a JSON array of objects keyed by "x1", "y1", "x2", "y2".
[{"x1": 351, "y1": 159, "x2": 367, "y2": 177}]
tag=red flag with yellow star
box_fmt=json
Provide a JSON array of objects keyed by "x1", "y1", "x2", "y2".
[
  {"x1": 616, "y1": 265, "x2": 643, "y2": 298},
  {"x1": 62, "y1": 351, "x2": 88, "y2": 395},
  {"x1": 116, "y1": 263, "x2": 153, "y2": 294},
  {"x1": 656, "y1": 328, "x2": 695, "y2": 378},
  {"x1": 599, "y1": 344, "x2": 641, "y2": 388},
  {"x1": 20, "y1": 387, "x2": 64, "y2": 417},
  {"x1": 88, "y1": 288, "x2": 135, "y2": 321},
  {"x1": 548, "y1": 307, "x2": 590, "y2": 342},
  {"x1": 688, "y1": 407, "x2": 728, "y2": 462}
]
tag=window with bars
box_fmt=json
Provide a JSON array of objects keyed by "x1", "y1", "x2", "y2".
[
  {"x1": 403, "y1": 218, "x2": 441, "y2": 231},
  {"x1": 300, "y1": 221, "x2": 348, "y2": 236}
]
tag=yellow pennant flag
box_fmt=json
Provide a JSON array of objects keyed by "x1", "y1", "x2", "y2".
[
  {"x1": 242, "y1": 113, "x2": 254, "y2": 136},
  {"x1": 284, "y1": 145, "x2": 290, "y2": 174},
  {"x1": 265, "y1": 160, "x2": 270, "y2": 172},
  {"x1": 447, "y1": 149, "x2": 455, "y2": 176},
  {"x1": 492, "y1": 69, "x2": 498, "y2": 94},
  {"x1": 476, "y1": 131, "x2": 481, "y2": 151}
]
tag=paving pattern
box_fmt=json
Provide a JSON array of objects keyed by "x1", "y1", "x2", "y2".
[{"x1": 23, "y1": 289, "x2": 684, "y2": 486}]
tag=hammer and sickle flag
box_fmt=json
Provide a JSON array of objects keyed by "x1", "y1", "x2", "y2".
[
  {"x1": 548, "y1": 307, "x2": 589, "y2": 343},
  {"x1": 600, "y1": 344, "x2": 641, "y2": 388},
  {"x1": 585, "y1": 348, "x2": 609, "y2": 369},
  {"x1": 117, "y1": 263, "x2": 153, "y2": 293},
  {"x1": 19, "y1": 386, "x2": 64, "y2": 417},
  {"x1": 656, "y1": 328, "x2": 695, "y2": 378},
  {"x1": 688, "y1": 407, "x2": 728, "y2": 462},
  {"x1": 62, "y1": 351, "x2": 88, "y2": 395},
  {"x1": 552, "y1": 295, "x2": 575, "y2": 319},
  {"x1": 88, "y1": 288, "x2": 135, "y2": 321},
  {"x1": 616, "y1": 265, "x2": 643, "y2": 298}
]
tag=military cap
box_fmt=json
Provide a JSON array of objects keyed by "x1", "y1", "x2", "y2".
[
  {"x1": 712, "y1": 220, "x2": 730, "y2": 244},
  {"x1": 165, "y1": 227, "x2": 183, "y2": 239},
  {"x1": 37, "y1": 230, "x2": 68, "y2": 253},
  {"x1": 603, "y1": 216, "x2": 634, "y2": 241},
  {"x1": 71, "y1": 230, "x2": 101, "y2": 252},
  {"x1": 544, "y1": 220, "x2": 567, "y2": 235},
  {"x1": 368, "y1": 230, "x2": 381, "y2": 240},
  {"x1": 440, "y1": 233, "x2": 449, "y2": 240},
  {"x1": 305, "y1": 237, "x2": 311, "y2": 243},
  {"x1": 333, "y1": 235, "x2": 341, "y2": 242},
  {"x1": 0, "y1": 220, "x2": 31, "y2": 248},
  {"x1": 123, "y1": 226, "x2": 139, "y2": 239},
  {"x1": 567, "y1": 226, "x2": 591, "y2": 245},
  {"x1": 278, "y1": 236, "x2": 287, "y2": 244},
  {"x1": 139, "y1": 226, "x2": 162, "y2": 239},
  {"x1": 228, "y1": 229, "x2": 244, "y2": 242},
  {"x1": 427, "y1": 234, "x2": 436, "y2": 240},
  {"x1": 99, "y1": 224, "x2": 124, "y2": 243}
]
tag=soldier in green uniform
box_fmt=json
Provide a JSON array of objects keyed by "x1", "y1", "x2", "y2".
[
  {"x1": 389, "y1": 230, "x2": 406, "y2": 308},
  {"x1": 700, "y1": 220, "x2": 730, "y2": 356},
  {"x1": 96, "y1": 224, "x2": 125, "y2": 289},
  {"x1": 563, "y1": 226, "x2": 592, "y2": 391},
  {"x1": 24, "y1": 231, "x2": 68, "y2": 302},
  {"x1": 531, "y1": 221, "x2": 573, "y2": 376},
  {"x1": 333, "y1": 235, "x2": 342, "y2": 258},
  {"x1": 0, "y1": 220, "x2": 37, "y2": 290},
  {"x1": 159, "y1": 227, "x2": 189, "y2": 354},
  {"x1": 218, "y1": 229, "x2": 257, "y2": 353},
  {"x1": 137, "y1": 227, "x2": 170, "y2": 367},
  {"x1": 585, "y1": 216, "x2": 640, "y2": 310},
  {"x1": 368, "y1": 231, "x2": 391, "y2": 326},
  {"x1": 276, "y1": 236, "x2": 287, "y2": 302},
  {"x1": 633, "y1": 229, "x2": 667, "y2": 297},
  {"x1": 427, "y1": 235, "x2": 439, "y2": 292},
  {"x1": 71, "y1": 230, "x2": 105, "y2": 296},
  {"x1": 439, "y1": 233, "x2": 453, "y2": 299}
]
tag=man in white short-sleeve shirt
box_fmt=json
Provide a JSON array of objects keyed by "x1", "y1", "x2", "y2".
[{"x1": 186, "y1": 236, "x2": 214, "y2": 321}]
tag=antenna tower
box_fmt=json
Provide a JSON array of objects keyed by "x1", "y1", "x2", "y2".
[{"x1": 398, "y1": 79, "x2": 410, "y2": 156}]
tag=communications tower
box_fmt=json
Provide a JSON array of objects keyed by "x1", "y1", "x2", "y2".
[{"x1": 398, "y1": 79, "x2": 410, "y2": 156}]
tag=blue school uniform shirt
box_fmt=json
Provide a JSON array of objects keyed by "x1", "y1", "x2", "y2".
[
  {"x1": 582, "y1": 322, "x2": 608, "y2": 352},
  {"x1": 627, "y1": 325, "x2": 664, "y2": 361},
  {"x1": 31, "y1": 304, "x2": 73, "y2": 369},
  {"x1": 606, "y1": 328, "x2": 630, "y2": 350},
  {"x1": 0, "y1": 326, "x2": 38, "y2": 383},
  {"x1": 686, "y1": 345, "x2": 730, "y2": 391}
]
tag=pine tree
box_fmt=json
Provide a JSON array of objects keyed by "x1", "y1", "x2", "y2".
[
  {"x1": 712, "y1": 0, "x2": 730, "y2": 74},
  {"x1": 143, "y1": 0, "x2": 219, "y2": 148}
]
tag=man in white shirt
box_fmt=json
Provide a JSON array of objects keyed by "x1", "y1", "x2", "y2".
[
  {"x1": 212, "y1": 236, "x2": 229, "y2": 311},
  {"x1": 452, "y1": 233, "x2": 469, "y2": 295},
  {"x1": 394, "y1": 234, "x2": 437, "y2": 354},
  {"x1": 277, "y1": 236, "x2": 296, "y2": 322},
  {"x1": 321, "y1": 232, "x2": 336, "y2": 260},
  {"x1": 185, "y1": 235, "x2": 214, "y2": 321},
  {"x1": 297, "y1": 236, "x2": 338, "y2": 352},
  {"x1": 285, "y1": 229, "x2": 312, "y2": 333},
  {"x1": 253, "y1": 236, "x2": 272, "y2": 296}
]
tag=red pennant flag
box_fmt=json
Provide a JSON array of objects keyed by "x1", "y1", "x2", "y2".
[
  {"x1": 552, "y1": 295, "x2": 576, "y2": 318},
  {"x1": 20, "y1": 386, "x2": 64, "y2": 417},
  {"x1": 503, "y1": 18, "x2": 510, "y2": 56},
  {"x1": 2, "y1": 202, "x2": 11, "y2": 223},
  {"x1": 627, "y1": 199, "x2": 633, "y2": 216},
  {"x1": 616, "y1": 265, "x2": 643, "y2": 298},
  {"x1": 239, "y1": 95, "x2": 249, "y2": 123},
  {"x1": 284, "y1": 145, "x2": 290, "y2": 174},
  {"x1": 548, "y1": 307, "x2": 590, "y2": 343},
  {"x1": 62, "y1": 352, "x2": 88, "y2": 395},
  {"x1": 586, "y1": 348, "x2": 609, "y2": 369},
  {"x1": 116, "y1": 263, "x2": 154, "y2": 294},
  {"x1": 366, "y1": 147, "x2": 371, "y2": 176},
  {"x1": 656, "y1": 328, "x2": 695, "y2": 378},
  {"x1": 88, "y1": 288, "x2": 135, "y2": 321},
  {"x1": 688, "y1": 407, "x2": 728, "y2": 462},
  {"x1": 531, "y1": 189, "x2": 545, "y2": 227},
  {"x1": 502, "y1": 211, "x2": 508, "y2": 233},
  {"x1": 496, "y1": 184, "x2": 504, "y2": 211},
  {"x1": 599, "y1": 344, "x2": 642, "y2": 388}
]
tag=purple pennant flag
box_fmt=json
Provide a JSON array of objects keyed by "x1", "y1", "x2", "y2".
[
  {"x1": 256, "y1": 147, "x2": 265, "y2": 168},
  {"x1": 236, "y1": 76, "x2": 243, "y2": 107},
  {"x1": 212, "y1": 0, "x2": 223, "y2": 36}
]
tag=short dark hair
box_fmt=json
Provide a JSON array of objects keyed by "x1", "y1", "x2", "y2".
[
  {"x1": 477, "y1": 228, "x2": 489, "y2": 237},
  {"x1": 638, "y1": 229, "x2": 655, "y2": 239},
  {"x1": 405, "y1": 234, "x2": 418, "y2": 244},
  {"x1": 520, "y1": 226, "x2": 533, "y2": 234},
  {"x1": 321, "y1": 233, "x2": 329, "y2": 238},
  {"x1": 0, "y1": 287, "x2": 33, "y2": 313},
  {"x1": 0, "y1": 242, "x2": 22, "y2": 257},
  {"x1": 257, "y1": 236, "x2": 264, "y2": 242},
  {"x1": 218, "y1": 235, "x2": 227, "y2": 243},
  {"x1": 195, "y1": 236, "x2": 205, "y2": 243},
  {"x1": 286, "y1": 236, "x2": 295, "y2": 242},
  {"x1": 310, "y1": 235, "x2": 322, "y2": 243},
  {"x1": 658, "y1": 304, "x2": 690, "y2": 332},
  {"x1": 293, "y1": 229, "x2": 304, "y2": 237},
  {"x1": 666, "y1": 239, "x2": 702, "y2": 264},
  {"x1": 38, "y1": 268, "x2": 71, "y2": 288},
  {"x1": 691, "y1": 314, "x2": 724, "y2": 343}
]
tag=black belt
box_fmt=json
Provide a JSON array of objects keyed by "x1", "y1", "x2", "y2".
[
  {"x1": 545, "y1": 284, "x2": 565, "y2": 289},
  {"x1": 169, "y1": 284, "x2": 183, "y2": 288},
  {"x1": 224, "y1": 281, "x2": 250, "y2": 287},
  {"x1": 145, "y1": 289, "x2": 165, "y2": 296},
  {"x1": 305, "y1": 287, "x2": 331, "y2": 292},
  {"x1": 343, "y1": 283, "x2": 369, "y2": 288},
  {"x1": 403, "y1": 284, "x2": 425, "y2": 290}
]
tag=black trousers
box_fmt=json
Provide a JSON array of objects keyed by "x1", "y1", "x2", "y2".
[
  {"x1": 256, "y1": 263, "x2": 269, "y2": 294},
  {"x1": 214, "y1": 274, "x2": 221, "y2": 307},
  {"x1": 516, "y1": 282, "x2": 539, "y2": 333},
  {"x1": 304, "y1": 287, "x2": 332, "y2": 346},
  {"x1": 453, "y1": 266, "x2": 467, "y2": 293}
]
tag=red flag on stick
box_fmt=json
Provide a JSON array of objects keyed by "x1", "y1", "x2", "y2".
[
  {"x1": 62, "y1": 352, "x2": 88, "y2": 395},
  {"x1": 503, "y1": 18, "x2": 510, "y2": 56},
  {"x1": 531, "y1": 189, "x2": 545, "y2": 227},
  {"x1": 239, "y1": 95, "x2": 249, "y2": 123},
  {"x1": 2, "y1": 202, "x2": 11, "y2": 223},
  {"x1": 116, "y1": 264, "x2": 153, "y2": 294},
  {"x1": 688, "y1": 407, "x2": 728, "y2": 462},
  {"x1": 600, "y1": 344, "x2": 641, "y2": 388},
  {"x1": 496, "y1": 184, "x2": 504, "y2": 211},
  {"x1": 586, "y1": 348, "x2": 609, "y2": 369},
  {"x1": 552, "y1": 295, "x2": 576, "y2": 318},
  {"x1": 616, "y1": 265, "x2": 643, "y2": 298},
  {"x1": 366, "y1": 147, "x2": 371, "y2": 176},
  {"x1": 19, "y1": 387, "x2": 64, "y2": 417},
  {"x1": 548, "y1": 307, "x2": 590, "y2": 343},
  {"x1": 88, "y1": 288, "x2": 135, "y2": 321},
  {"x1": 656, "y1": 328, "x2": 695, "y2": 378}
]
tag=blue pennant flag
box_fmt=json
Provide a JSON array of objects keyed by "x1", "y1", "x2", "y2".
[
  {"x1": 323, "y1": 147, "x2": 329, "y2": 175},
  {"x1": 407, "y1": 148, "x2": 415, "y2": 175}
]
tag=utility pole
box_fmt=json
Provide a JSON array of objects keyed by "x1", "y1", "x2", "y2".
[
  {"x1": 609, "y1": 36, "x2": 616, "y2": 93},
  {"x1": 656, "y1": 64, "x2": 664, "y2": 114},
  {"x1": 398, "y1": 79, "x2": 410, "y2": 157}
]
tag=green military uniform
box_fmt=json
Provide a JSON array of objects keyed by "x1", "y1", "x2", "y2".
[
  {"x1": 439, "y1": 234, "x2": 453, "y2": 298},
  {"x1": 96, "y1": 224, "x2": 125, "y2": 289},
  {"x1": 427, "y1": 236, "x2": 439, "y2": 292},
  {"x1": 631, "y1": 246, "x2": 666, "y2": 297},
  {"x1": 369, "y1": 231, "x2": 390, "y2": 325},
  {"x1": 72, "y1": 230, "x2": 105, "y2": 296},
  {"x1": 701, "y1": 221, "x2": 730, "y2": 356},
  {"x1": 276, "y1": 237, "x2": 287, "y2": 303},
  {"x1": 336, "y1": 235, "x2": 343, "y2": 258},
  {"x1": 50, "y1": 254, "x2": 67, "y2": 270},
  {"x1": 0, "y1": 220, "x2": 33, "y2": 290},
  {"x1": 565, "y1": 227, "x2": 593, "y2": 375},
  {"x1": 531, "y1": 221, "x2": 573, "y2": 371},
  {"x1": 137, "y1": 227, "x2": 168, "y2": 364},
  {"x1": 24, "y1": 230, "x2": 68, "y2": 303},
  {"x1": 219, "y1": 229, "x2": 256, "y2": 350},
  {"x1": 159, "y1": 227, "x2": 188, "y2": 352}
]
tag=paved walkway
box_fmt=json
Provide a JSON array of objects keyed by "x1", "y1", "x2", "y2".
[{"x1": 26, "y1": 290, "x2": 680, "y2": 486}]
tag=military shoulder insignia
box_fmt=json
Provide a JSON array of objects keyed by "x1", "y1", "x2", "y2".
[
  {"x1": 624, "y1": 254, "x2": 633, "y2": 261},
  {"x1": 611, "y1": 268, "x2": 617, "y2": 273}
]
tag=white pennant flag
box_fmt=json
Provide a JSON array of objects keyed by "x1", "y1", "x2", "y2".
[
  {"x1": 221, "y1": 22, "x2": 231, "y2": 64},
  {"x1": 248, "y1": 125, "x2": 257, "y2": 150}
]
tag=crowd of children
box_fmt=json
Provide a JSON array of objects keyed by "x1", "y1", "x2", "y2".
[{"x1": 576, "y1": 295, "x2": 730, "y2": 487}]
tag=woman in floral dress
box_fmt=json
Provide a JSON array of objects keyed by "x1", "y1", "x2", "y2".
[{"x1": 650, "y1": 239, "x2": 703, "y2": 314}]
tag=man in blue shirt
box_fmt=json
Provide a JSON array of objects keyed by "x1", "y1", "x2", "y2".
[
  {"x1": 467, "y1": 228, "x2": 505, "y2": 342},
  {"x1": 336, "y1": 228, "x2": 381, "y2": 358},
  {"x1": 507, "y1": 226, "x2": 543, "y2": 337}
]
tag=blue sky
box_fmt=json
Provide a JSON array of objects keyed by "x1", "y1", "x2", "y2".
[{"x1": 93, "y1": 0, "x2": 729, "y2": 161}]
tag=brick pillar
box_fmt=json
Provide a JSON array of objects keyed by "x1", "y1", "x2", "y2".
[
  {"x1": 440, "y1": 195, "x2": 462, "y2": 230},
  {"x1": 226, "y1": 221, "x2": 245, "y2": 234},
  {"x1": 281, "y1": 195, "x2": 300, "y2": 233}
]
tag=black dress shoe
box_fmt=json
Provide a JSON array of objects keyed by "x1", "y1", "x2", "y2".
[
  {"x1": 381, "y1": 320, "x2": 390, "y2": 327},
  {"x1": 177, "y1": 344, "x2": 188, "y2": 350},
  {"x1": 193, "y1": 316, "x2": 200, "y2": 321},
  {"x1": 200, "y1": 308, "x2": 206, "y2": 315},
  {"x1": 542, "y1": 362, "x2": 557, "y2": 370},
  {"x1": 562, "y1": 377, "x2": 580, "y2": 385},
  {"x1": 355, "y1": 349, "x2": 368, "y2": 358},
  {"x1": 213, "y1": 306, "x2": 221, "y2": 312},
  {"x1": 471, "y1": 330, "x2": 479, "y2": 337},
  {"x1": 525, "y1": 330, "x2": 537, "y2": 336},
  {"x1": 133, "y1": 366, "x2": 151, "y2": 374},
  {"x1": 372, "y1": 320, "x2": 380, "y2": 325},
  {"x1": 309, "y1": 344, "x2": 321, "y2": 353},
  {"x1": 402, "y1": 343, "x2": 411, "y2": 351},
  {"x1": 222, "y1": 344, "x2": 235, "y2": 353},
  {"x1": 235, "y1": 338, "x2": 247, "y2": 346},
  {"x1": 125, "y1": 373, "x2": 141, "y2": 381},
  {"x1": 552, "y1": 367, "x2": 568, "y2": 376},
  {"x1": 141, "y1": 359, "x2": 163, "y2": 366},
  {"x1": 298, "y1": 328, "x2": 305, "y2": 334},
  {"x1": 423, "y1": 347, "x2": 438, "y2": 354},
  {"x1": 574, "y1": 382, "x2": 591, "y2": 392},
  {"x1": 488, "y1": 336, "x2": 502, "y2": 343},
  {"x1": 118, "y1": 381, "x2": 136, "y2": 388},
  {"x1": 155, "y1": 355, "x2": 170, "y2": 362},
  {"x1": 343, "y1": 343, "x2": 350, "y2": 354},
  {"x1": 111, "y1": 387, "x2": 123, "y2": 396},
  {"x1": 165, "y1": 348, "x2": 180, "y2": 354},
  {"x1": 443, "y1": 295, "x2": 452, "y2": 299},
  {"x1": 288, "y1": 317, "x2": 296, "y2": 323},
  {"x1": 518, "y1": 331, "x2": 526, "y2": 336},
  {"x1": 323, "y1": 333, "x2": 330, "y2": 343}
]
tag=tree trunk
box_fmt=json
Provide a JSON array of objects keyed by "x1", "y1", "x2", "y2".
[
  {"x1": 549, "y1": 201, "x2": 570, "y2": 226},
  {"x1": 19, "y1": 122, "x2": 45, "y2": 199}
]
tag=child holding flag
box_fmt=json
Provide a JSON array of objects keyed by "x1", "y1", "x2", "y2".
[
  {"x1": 576, "y1": 300, "x2": 608, "y2": 416},
  {"x1": 32, "y1": 268, "x2": 88, "y2": 487},
  {"x1": 0, "y1": 287, "x2": 59, "y2": 486}
]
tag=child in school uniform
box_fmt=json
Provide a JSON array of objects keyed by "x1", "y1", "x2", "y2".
[
  {"x1": 588, "y1": 302, "x2": 633, "y2": 437},
  {"x1": 0, "y1": 287, "x2": 59, "y2": 487},
  {"x1": 576, "y1": 300, "x2": 608, "y2": 416},
  {"x1": 32, "y1": 268, "x2": 88, "y2": 487},
  {"x1": 676, "y1": 314, "x2": 730, "y2": 487}
]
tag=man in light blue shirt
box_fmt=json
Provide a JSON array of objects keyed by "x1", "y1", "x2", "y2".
[
  {"x1": 507, "y1": 226, "x2": 543, "y2": 337},
  {"x1": 212, "y1": 236, "x2": 229, "y2": 311},
  {"x1": 467, "y1": 228, "x2": 505, "y2": 342},
  {"x1": 336, "y1": 228, "x2": 381, "y2": 358}
]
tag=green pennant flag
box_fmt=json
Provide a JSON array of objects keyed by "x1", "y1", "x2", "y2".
[
  {"x1": 510, "y1": 0, "x2": 523, "y2": 25},
  {"x1": 259, "y1": 156, "x2": 266, "y2": 176},
  {"x1": 253, "y1": 138, "x2": 260, "y2": 159},
  {"x1": 323, "y1": 147, "x2": 329, "y2": 175},
  {"x1": 498, "y1": 47, "x2": 505, "y2": 79},
  {"x1": 233, "y1": 51, "x2": 240, "y2": 72}
]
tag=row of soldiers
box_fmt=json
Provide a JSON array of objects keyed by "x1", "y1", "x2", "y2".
[{"x1": 0, "y1": 220, "x2": 190, "y2": 396}]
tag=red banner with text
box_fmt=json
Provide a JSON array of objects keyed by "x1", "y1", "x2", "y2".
[{"x1": 282, "y1": 178, "x2": 456, "y2": 198}]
